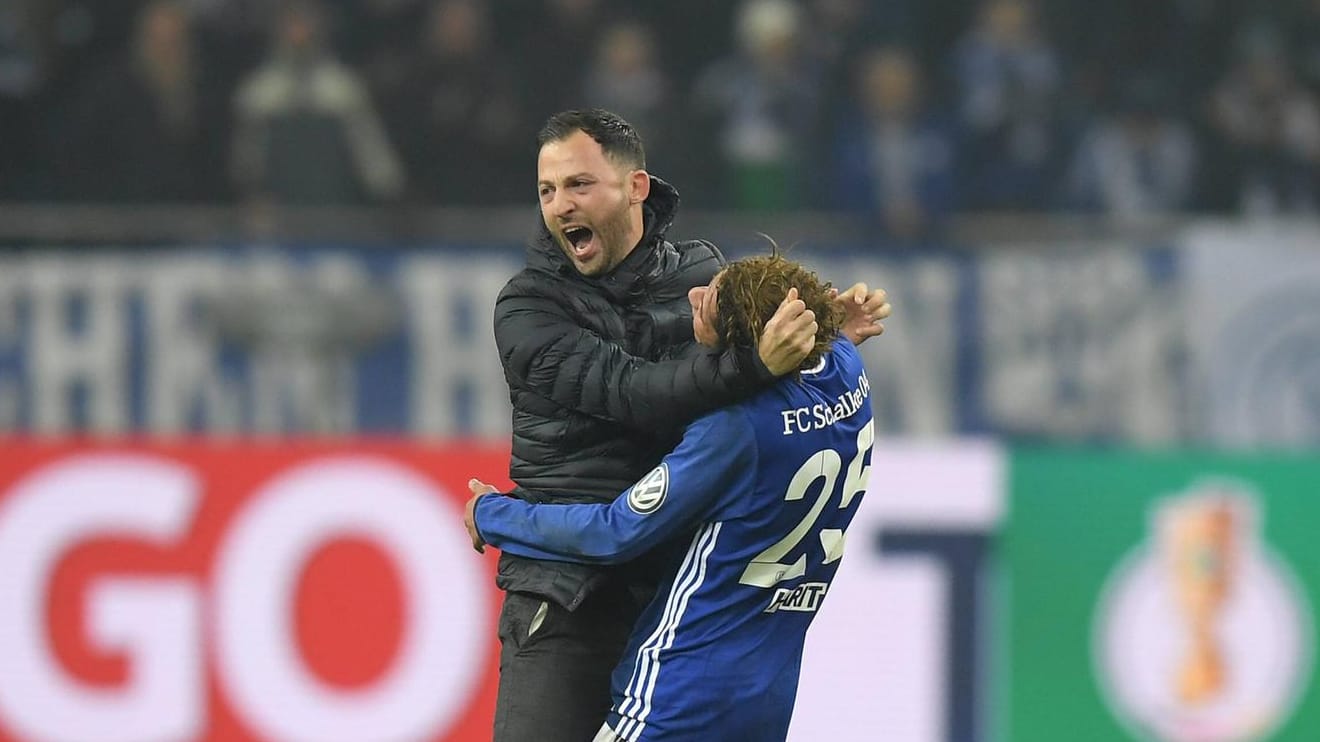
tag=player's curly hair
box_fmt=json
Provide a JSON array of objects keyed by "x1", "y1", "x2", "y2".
[{"x1": 715, "y1": 243, "x2": 845, "y2": 373}]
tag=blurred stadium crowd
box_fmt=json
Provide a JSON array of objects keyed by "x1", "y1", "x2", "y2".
[{"x1": 1, "y1": 0, "x2": 1319, "y2": 239}]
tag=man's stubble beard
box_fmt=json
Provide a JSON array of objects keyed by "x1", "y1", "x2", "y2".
[{"x1": 560, "y1": 200, "x2": 638, "y2": 277}]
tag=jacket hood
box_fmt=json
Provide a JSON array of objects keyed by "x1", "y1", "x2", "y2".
[{"x1": 527, "y1": 175, "x2": 680, "y2": 278}]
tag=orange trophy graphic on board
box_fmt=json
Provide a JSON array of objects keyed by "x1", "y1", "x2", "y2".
[
  {"x1": 1163, "y1": 496, "x2": 1237, "y2": 705},
  {"x1": 1096, "y1": 479, "x2": 1314, "y2": 742}
]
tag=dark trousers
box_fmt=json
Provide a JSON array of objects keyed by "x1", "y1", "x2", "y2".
[{"x1": 492, "y1": 586, "x2": 642, "y2": 742}]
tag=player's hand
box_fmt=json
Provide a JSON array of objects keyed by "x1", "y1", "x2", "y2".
[
  {"x1": 464, "y1": 478, "x2": 499, "y2": 553},
  {"x1": 758, "y1": 287, "x2": 816, "y2": 375},
  {"x1": 832, "y1": 283, "x2": 891, "y2": 345}
]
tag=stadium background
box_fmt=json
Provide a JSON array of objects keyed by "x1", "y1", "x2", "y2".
[{"x1": 1, "y1": 0, "x2": 1318, "y2": 740}]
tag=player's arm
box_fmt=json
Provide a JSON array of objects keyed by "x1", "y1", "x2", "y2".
[
  {"x1": 469, "y1": 409, "x2": 754, "y2": 562},
  {"x1": 494, "y1": 286, "x2": 809, "y2": 431}
]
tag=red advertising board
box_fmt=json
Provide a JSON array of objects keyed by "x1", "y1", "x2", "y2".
[{"x1": 0, "y1": 439, "x2": 513, "y2": 742}]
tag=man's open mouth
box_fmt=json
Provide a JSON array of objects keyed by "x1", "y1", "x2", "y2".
[{"x1": 563, "y1": 226, "x2": 595, "y2": 256}]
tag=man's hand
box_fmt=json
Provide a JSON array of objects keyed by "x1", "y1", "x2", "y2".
[
  {"x1": 464, "y1": 478, "x2": 500, "y2": 553},
  {"x1": 833, "y1": 283, "x2": 891, "y2": 345},
  {"x1": 758, "y1": 287, "x2": 817, "y2": 375}
]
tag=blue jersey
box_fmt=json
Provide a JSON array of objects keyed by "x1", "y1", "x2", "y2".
[{"x1": 475, "y1": 339, "x2": 874, "y2": 741}]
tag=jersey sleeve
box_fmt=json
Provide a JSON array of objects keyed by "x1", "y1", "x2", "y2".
[{"x1": 474, "y1": 407, "x2": 756, "y2": 563}]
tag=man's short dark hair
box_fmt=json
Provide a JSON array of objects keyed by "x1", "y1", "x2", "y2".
[{"x1": 537, "y1": 109, "x2": 646, "y2": 169}]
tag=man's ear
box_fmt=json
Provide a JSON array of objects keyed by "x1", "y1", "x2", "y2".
[{"x1": 628, "y1": 169, "x2": 651, "y2": 204}]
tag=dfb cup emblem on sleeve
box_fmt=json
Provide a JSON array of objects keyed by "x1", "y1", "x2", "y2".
[{"x1": 627, "y1": 464, "x2": 669, "y2": 515}]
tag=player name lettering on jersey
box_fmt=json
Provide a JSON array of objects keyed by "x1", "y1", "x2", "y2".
[
  {"x1": 764, "y1": 582, "x2": 829, "y2": 614},
  {"x1": 779, "y1": 372, "x2": 871, "y2": 436}
]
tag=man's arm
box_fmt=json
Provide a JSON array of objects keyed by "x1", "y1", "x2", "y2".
[
  {"x1": 468, "y1": 409, "x2": 755, "y2": 562},
  {"x1": 495, "y1": 287, "x2": 812, "y2": 431}
]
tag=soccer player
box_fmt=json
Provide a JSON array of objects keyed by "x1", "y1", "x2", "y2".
[
  {"x1": 488, "y1": 108, "x2": 890, "y2": 741},
  {"x1": 468, "y1": 253, "x2": 875, "y2": 741}
]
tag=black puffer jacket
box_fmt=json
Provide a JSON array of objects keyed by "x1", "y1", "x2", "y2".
[{"x1": 492, "y1": 176, "x2": 775, "y2": 609}]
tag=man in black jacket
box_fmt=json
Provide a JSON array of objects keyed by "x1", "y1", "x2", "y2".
[{"x1": 490, "y1": 108, "x2": 889, "y2": 741}]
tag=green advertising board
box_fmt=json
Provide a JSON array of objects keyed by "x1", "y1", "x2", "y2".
[{"x1": 1004, "y1": 450, "x2": 1319, "y2": 742}]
